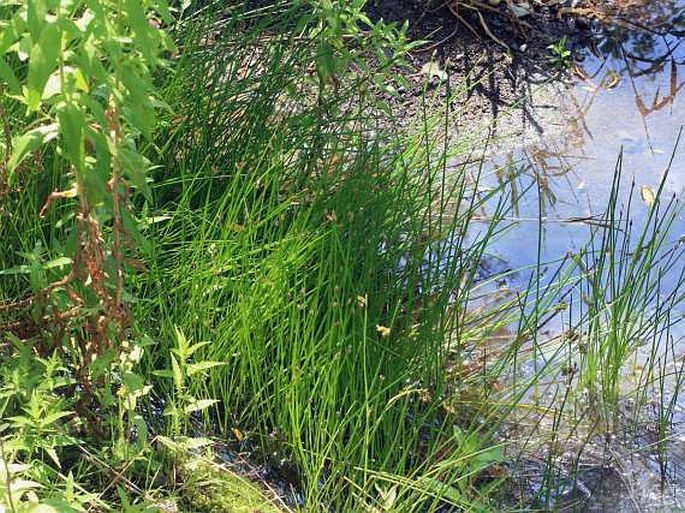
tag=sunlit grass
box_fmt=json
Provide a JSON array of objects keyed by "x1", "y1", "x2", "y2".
[{"x1": 0, "y1": 1, "x2": 683, "y2": 511}]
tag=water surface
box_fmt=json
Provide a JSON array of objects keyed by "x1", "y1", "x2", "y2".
[{"x1": 480, "y1": 2, "x2": 685, "y2": 509}]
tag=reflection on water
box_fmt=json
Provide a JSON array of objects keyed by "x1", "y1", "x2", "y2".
[
  {"x1": 484, "y1": 2, "x2": 685, "y2": 510},
  {"x1": 572, "y1": 0, "x2": 685, "y2": 152},
  {"x1": 494, "y1": 0, "x2": 685, "y2": 278}
]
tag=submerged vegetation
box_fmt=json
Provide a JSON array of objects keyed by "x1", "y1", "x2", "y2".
[{"x1": 0, "y1": 0, "x2": 683, "y2": 511}]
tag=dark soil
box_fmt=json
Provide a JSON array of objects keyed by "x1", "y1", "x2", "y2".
[{"x1": 364, "y1": 1, "x2": 594, "y2": 143}]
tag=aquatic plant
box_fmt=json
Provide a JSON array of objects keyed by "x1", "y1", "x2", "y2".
[{"x1": 0, "y1": 1, "x2": 682, "y2": 511}]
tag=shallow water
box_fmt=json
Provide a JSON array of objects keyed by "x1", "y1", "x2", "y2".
[
  {"x1": 491, "y1": 2, "x2": 685, "y2": 273},
  {"x1": 482, "y1": 1, "x2": 685, "y2": 510}
]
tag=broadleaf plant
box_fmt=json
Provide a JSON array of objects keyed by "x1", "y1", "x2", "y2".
[{"x1": 0, "y1": 0, "x2": 173, "y2": 412}]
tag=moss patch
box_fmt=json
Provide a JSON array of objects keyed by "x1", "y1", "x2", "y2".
[{"x1": 178, "y1": 459, "x2": 284, "y2": 513}]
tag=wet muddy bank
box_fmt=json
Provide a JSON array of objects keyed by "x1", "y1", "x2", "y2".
[{"x1": 369, "y1": 1, "x2": 685, "y2": 511}]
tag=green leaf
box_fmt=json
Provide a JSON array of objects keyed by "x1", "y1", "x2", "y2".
[
  {"x1": 186, "y1": 340, "x2": 210, "y2": 357},
  {"x1": 162, "y1": 403, "x2": 178, "y2": 417},
  {"x1": 187, "y1": 361, "x2": 226, "y2": 376},
  {"x1": 5, "y1": 463, "x2": 31, "y2": 474},
  {"x1": 122, "y1": 371, "x2": 146, "y2": 392},
  {"x1": 58, "y1": 104, "x2": 85, "y2": 172},
  {"x1": 26, "y1": 22, "x2": 61, "y2": 112},
  {"x1": 119, "y1": 147, "x2": 151, "y2": 199},
  {"x1": 132, "y1": 414, "x2": 149, "y2": 445},
  {"x1": 82, "y1": 127, "x2": 109, "y2": 207},
  {"x1": 45, "y1": 447, "x2": 61, "y2": 467},
  {"x1": 41, "y1": 410, "x2": 74, "y2": 425},
  {"x1": 0, "y1": 264, "x2": 31, "y2": 275},
  {"x1": 157, "y1": 0, "x2": 173, "y2": 23},
  {"x1": 44, "y1": 256, "x2": 73, "y2": 270},
  {"x1": 39, "y1": 498, "x2": 82, "y2": 513},
  {"x1": 417, "y1": 476, "x2": 462, "y2": 503},
  {"x1": 1, "y1": 254, "x2": 73, "y2": 277},
  {"x1": 27, "y1": 0, "x2": 48, "y2": 39},
  {"x1": 178, "y1": 436, "x2": 213, "y2": 449},
  {"x1": 0, "y1": 57, "x2": 21, "y2": 93},
  {"x1": 125, "y1": 0, "x2": 155, "y2": 62},
  {"x1": 8, "y1": 123, "x2": 59, "y2": 172},
  {"x1": 170, "y1": 353, "x2": 183, "y2": 390},
  {"x1": 9, "y1": 478, "x2": 43, "y2": 493},
  {"x1": 470, "y1": 445, "x2": 503, "y2": 473},
  {"x1": 315, "y1": 40, "x2": 337, "y2": 84},
  {"x1": 184, "y1": 399, "x2": 219, "y2": 413},
  {"x1": 0, "y1": 11, "x2": 26, "y2": 55},
  {"x1": 7, "y1": 415, "x2": 33, "y2": 427},
  {"x1": 173, "y1": 326, "x2": 189, "y2": 355},
  {"x1": 71, "y1": 36, "x2": 106, "y2": 84}
]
